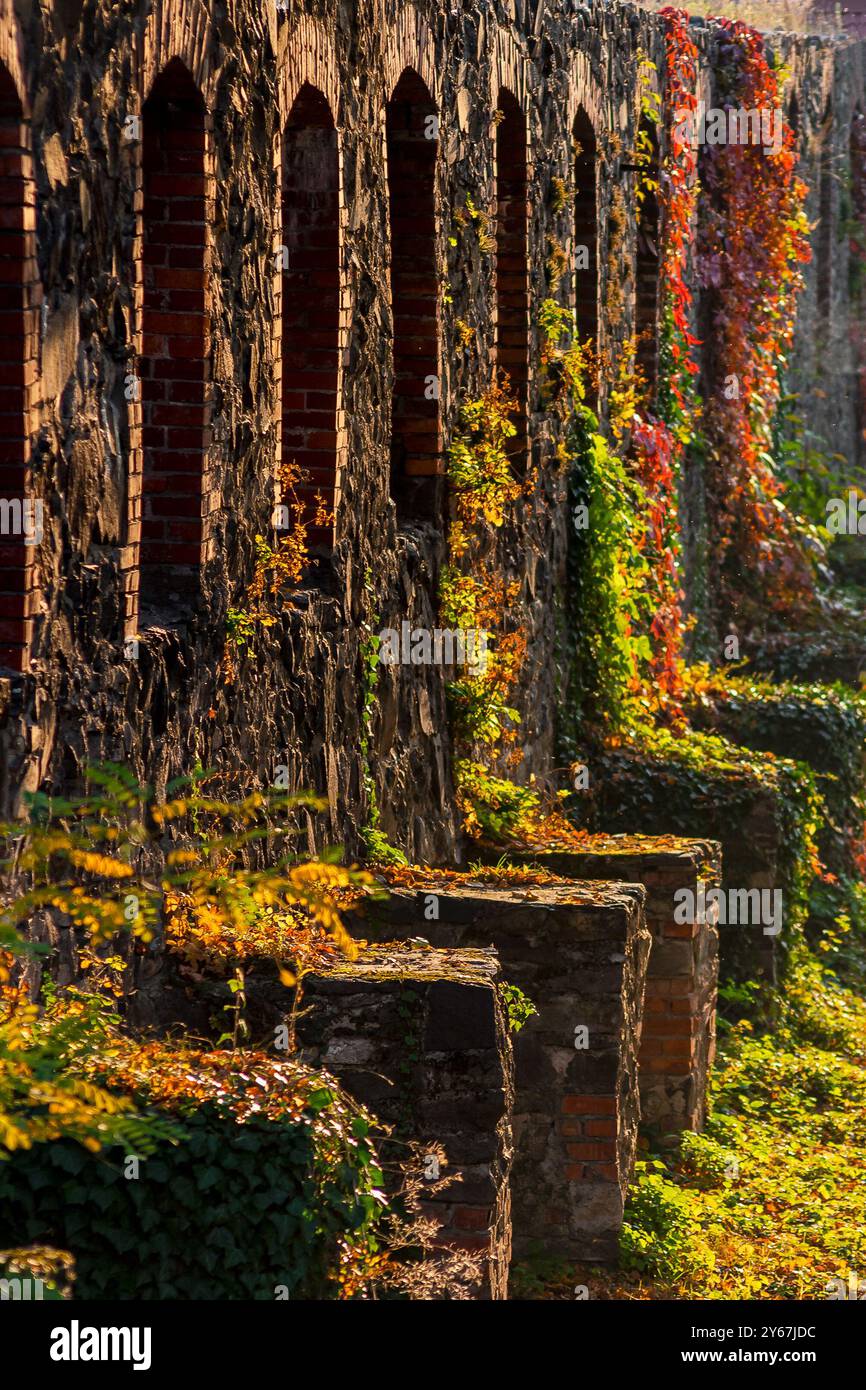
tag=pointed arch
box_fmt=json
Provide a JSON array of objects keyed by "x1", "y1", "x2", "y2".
[
  {"x1": 278, "y1": 12, "x2": 340, "y2": 125},
  {"x1": 495, "y1": 88, "x2": 530, "y2": 469},
  {"x1": 490, "y1": 24, "x2": 531, "y2": 115},
  {"x1": 386, "y1": 67, "x2": 441, "y2": 521},
  {"x1": 137, "y1": 57, "x2": 212, "y2": 619},
  {"x1": 140, "y1": 0, "x2": 212, "y2": 105},
  {"x1": 383, "y1": 6, "x2": 440, "y2": 110},
  {"x1": 280, "y1": 82, "x2": 344, "y2": 552},
  {"x1": 573, "y1": 105, "x2": 599, "y2": 410},
  {"x1": 124, "y1": 0, "x2": 214, "y2": 632}
]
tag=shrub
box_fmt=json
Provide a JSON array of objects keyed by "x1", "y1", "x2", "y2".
[
  {"x1": 620, "y1": 1160, "x2": 715, "y2": 1283},
  {"x1": 0, "y1": 1246, "x2": 74, "y2": 1300},
  {"x1": 0, "y1": 1041, "x2": 387, "y2": 1300},
  {"x1": 683, "y1": 666, "x2": 866, "y2": 955}
]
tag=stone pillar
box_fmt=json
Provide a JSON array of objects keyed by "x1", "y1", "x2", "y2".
[
  {"x1": 501, "y1": 838, "x2": 720, "y2": 1135},
  {"x1": 346, "y1": 879, "x2": 651, "y2": 1262}
]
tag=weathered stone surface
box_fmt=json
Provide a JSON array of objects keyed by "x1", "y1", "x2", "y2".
[
  {"x1": 345, "y1": 879, "x2": 651, "y2": 1261},
  {"x1": 0, "y1": 0, "x2": 862, "y2": 1299},
  {"x1": 583, "y1": 757, "x2": 793, "y2": 983},
  {"x1": 495, "y1": 837, "x2": 721, "y2": 1135},
  {"x1": 0, "y1": 1, "x2": 860, "y2": 866}
]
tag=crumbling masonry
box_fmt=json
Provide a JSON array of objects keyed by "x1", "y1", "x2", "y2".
[{"x1": 0, "y1": 0, "x2": 864, "y2": 1294}]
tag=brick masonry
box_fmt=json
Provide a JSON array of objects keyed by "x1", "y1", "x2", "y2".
[
  {"x1": 281, "y1": 81, "x2": 346, "y2": 550},
  {"x1": 494, "y1": 88, "x2": 530, "y2": 470},
  {"x1": 386, "y1": 67, "x2": 442, "y2": 520},
  {"x1": 138, "y1": 58, "x2": 215, "y2": 617},
  {"x1": 499, "y1": 837, "x2": 721, "y2": 1136},
  {"x1": 344, "y1": 879, "x2": 651, "y2": 1262},
  {"x1": 293, "y1": 948, "x2": 513, "y2": 1299},
  {"x1": 0, "y1": 2, "x2": 859, "y2": 849}
]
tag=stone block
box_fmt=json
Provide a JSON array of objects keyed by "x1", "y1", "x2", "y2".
[
  {"x1": 345, "y1": 877, "x2": 651, "y2": 1261},
  {"x1": 492, "y1": 837, "x2": 720, "y2": 1136}
]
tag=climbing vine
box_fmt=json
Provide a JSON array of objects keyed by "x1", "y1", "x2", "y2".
[
  {"x1": 0, "y1": 763, "x2": 362, "y2": 956},
  {"x1": 543, "y1": 20, "x2": 706, "y2": 731},
  {"x1": 659, "y1": 8, "x2": 702, "y2": 427},
  {"x1": 541, "y1": 300, "x2": 653, "y2": 733},
  {"x1": 223, "y1": 460, "x2": 330, "y2": 684},
  {"x1": 697, "y1": 18, "x2": 814, "y2": 621},
  {"x1": 442, "y1": 378, "x2": 528, "y2": 756}
]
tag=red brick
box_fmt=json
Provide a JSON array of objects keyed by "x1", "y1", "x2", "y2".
[
  {"x1": 558, "y1": 1118, "x2": 583, "y2": 1137},
  {"x1": 585, "y1": 1119, "x2": 617, "y2": 1138},
  {"x1": 562, "y1": 1094, "x2": 616, "y2": 1115},
  {"x1": 566, "y1": 1141, "x2": 617, "y2": 1161}
]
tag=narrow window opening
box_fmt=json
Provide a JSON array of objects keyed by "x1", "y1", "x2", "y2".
[
  {"x1": 495, "y1": 88, "x2": 530, "y2": 470},
  {"x1": 281, "y1": 83, "x2": 341, "y2": 561},
  {"x1": 635, "y1": 120, "x2": 660, "y2": 402},
  {"x1": 139, "y1": 58, "x2": 210, "y2": 623},
  {"x1": 386, "y1": 68, "x2": 441, "y2": 524},
  {"x1": 573, "y1": 107, "x2": 598, "y2": 411}
]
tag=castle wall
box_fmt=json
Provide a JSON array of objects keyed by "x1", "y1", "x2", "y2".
[{"x1": 0, "y1": 1, "x2": 861, "y2": 867}]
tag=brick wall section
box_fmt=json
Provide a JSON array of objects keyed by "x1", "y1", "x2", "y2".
[
  {"x1": 502, "y1": 838, "x2": 721, "y2": 1135},
  {"x1": 281, "y1": 83, "x2": 344, "y2": 551},
  {"x1": 128, "y1": 941, "x2": 514, "y2": 1300},
  {"x1": 573, "y1": 106, "x2": 598, "y2": 409},
  {"x1": 138, "y1": 59, "x2": 214, "y2": 615},
  {"x1": 386, "y1": 68, "x2": 442, "y2": 519},
  {"x1": 297, "y1": 952, "x2": 513, "y2": 1299},
  {"x1": 344, "y1": 881, "x2": 651, "y2": 1262},
  {"x1": 495, "y1": 88, "x2": 530, "y2": 469},
  {"x1": 0, "y1": 64, "x2": 38, "y2": 672}
]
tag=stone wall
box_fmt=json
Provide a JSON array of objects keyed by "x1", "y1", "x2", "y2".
[
  {"x1": 127, "y1": 869, "x2": 651, "y2": 1263},
  {"x1": 585, "y1": 747, "x2": 796, "y2": 984},
  {"x1": 0, "y1": 0, "x2": 864, "y2": 1287},
  {"x1": 284, "y1": 949, "x2": 515, "y2": 1298}
]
